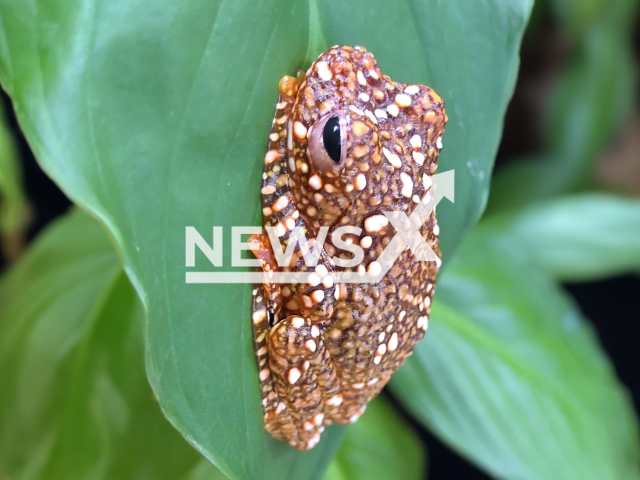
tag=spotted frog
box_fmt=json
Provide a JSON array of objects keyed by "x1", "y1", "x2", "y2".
[{"x1": 249, "y1": 46, "x2": 446, "y2": 450}]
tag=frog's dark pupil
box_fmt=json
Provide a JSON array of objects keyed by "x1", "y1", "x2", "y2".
[{"x1": 322, "y1": 116, "x2": 342, "y2": 163}]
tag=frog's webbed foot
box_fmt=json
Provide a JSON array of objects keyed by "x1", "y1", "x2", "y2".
[{"x1": 266, "y1": 315, "x2": 341, "y2": 450}]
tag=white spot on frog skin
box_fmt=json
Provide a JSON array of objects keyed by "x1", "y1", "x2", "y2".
[
  {"x1": 316, "y1": 61, "x2": 332, "y2": 81},
  {"x1": 294, "y1": 121, "x2": 307, "y2": 139},
  {"x1": 367, "y1": 261, "x2": 382, "y2": 276},
  {"x1": 382, "y1": 147, "x2": 402, "y2": 168},
  {"x1": 311, "y1": 290, "x2": 324, "y2": 303},
  {"x1": 412, "y1": 151, "x2": 425, "y2": 165},
  {"x1": 412, "y1": 195, "x2": 420, "y2": 203},
  {"x1": 352, "y1": 383, "x2": 364, "y2": 389},
  {"x1": 349, "y1": 105, "x2": 364, "y2": 116},
  {"x1": 287, "y1": 120, "x2": 293, "y2": 150},
  {"x1": 400, "y1": 172, "x2": 413, "y2": 198},
  {"x1": 355, "y1": 173, "x2": 367, "y2": 190},
  {"x1": 357, "y1": 70, "x2": 366, "y2": 86},
  {"x1": 378, "y1": 332, "x2": 385, "y2": 342},
  {"x1": 314, "y1": 413, "x2": 324, "y2": 425},
  {"x1": 322, "y1": 275, "x2": 334, "y2": 288},
  {"x1": 364, "y1": 214, "x2": 389, "y2": 233},
  {"x1": 265, "y1": 150, "x2": 280, "y2": 164},
  {"x1": 269, "y1": 133, "x2": 279, "y2": 142},
  {"x1": 410, "y1": 135, "x2": 421, "y2": 149},
  {"x1": 311, "y1": 325, "x2": 320, "y2": 338},
  {"x1": 374, "y1": 109, "x2": 388, "y2": 119},
  {"x1": 326, "y1": 394, "x2": 343, "y2": 406},
  {"x1": 307, "y1": 433, "x2": 321, "y2": 449},
  {"x1": 315, "y1": 264, "x2": 328, "y2": 277},
  {"x1": 358, "y1": 92, "x2": 369, "y2": 102},
  {"x1": 276, "y1": 402, "x2": 286, "y2": 414},
  {"x1": 423, "y1": 174, "x2": 432, "y2": 191},
  {"x1": 288, "y1": 367, "x2": 301, "y2": 384},
  {"x1": 291, "y1": 316, "x2": 305, "y2": 328},
  {"x1": 377, "y1": 344, "x2": 387, "y2": 355},
  {"x1": 395, "y1": 93, "x2": 412, "y2": 107},
  {"x1": 272, "y1": 195, "x2": 289, "y2": 212},
  {"x1": 309, "y1": 174, "x2": 323, "y2": 190},
  {"x1": 387, "y1": 104, "x2": 399, "y2": 117},
  {"x1": 308, "y1": 272, "x2": 321, "y2": 287},
  {"x1": 360, "y1": 236, "x2": 372, "y2": 248},
  {"x1": 252, "y1": 309, "x2": 266, "y2": 324},
  {"x1": 259, "y1": 368, "x2": 271, "y2": 381},
  {"x1": 434, "y1": 224, "x2": 440, "y2": 236},
  {"x1": 436, "y1": 136, "x2": 443, "y2": 149},
  {"x1": 405, "y1": 85, "x2": 420, "y2": 95},
  {"x1": 388, "y1": 332, "x2": 398, "y2": 351},
  {"x1": 304, "y1": 421, "x2": 314, "y2": 431},
  {"x1": 364, "y1": 110, "x2": 378, "y2": 124},
  {"x1": 305, "y1": 339, "x2": 317, "y2": 352},
  {"x1": 288, "y1": 156, "x2": 296, "y2": 172}
]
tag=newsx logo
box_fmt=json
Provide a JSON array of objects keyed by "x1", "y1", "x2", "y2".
[{"x1": 185, "y1": 171, "x2": 454, "y2": 284}]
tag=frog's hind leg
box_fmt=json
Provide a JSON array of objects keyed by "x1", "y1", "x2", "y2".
[
  {"x1": 267, "y1": 316, "x2": 341, "y2": 450},
  {"x1": 251, "y1": 286, "x2": 301, "y2": 446}
]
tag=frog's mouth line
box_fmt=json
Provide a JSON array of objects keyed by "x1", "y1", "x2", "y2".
[{"x1": 184, "y1": 170, "x2": 454, "y2": 285}]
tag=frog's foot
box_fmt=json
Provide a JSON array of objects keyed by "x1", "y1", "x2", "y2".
[
  {"x1": 248, "y1": 233, "x2": 282, "y2": 313},
  {"x1": 266, "y1": 316, "x2": 340, "y2": 450}
]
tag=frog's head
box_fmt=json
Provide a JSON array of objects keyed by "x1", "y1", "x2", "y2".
[{"x1": 287, "y1": 46, "x2": 446, "y2": 236}]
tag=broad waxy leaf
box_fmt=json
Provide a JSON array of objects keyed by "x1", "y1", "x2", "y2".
[
  {"x1": 323, "y1": 397, "x2": 426, "y2": 480},
  {"x1": 480, "y1": 194, "x2": 640, "y2": 281},
  {"x1": 488, "y1": 0, "x2": 637, "y2": 214},
  {"x1": 0, "y1": 210, "x2": 216, "y2": 480},
  {"x1": 0, "y1": 0, "x2": 532, "y2": 478},
  {"x1": 389, "y1": 230, "x2": 640, "y2": 480},
  {"x1": 1, "y1": 209, "x2": 425, "y2": 480}
]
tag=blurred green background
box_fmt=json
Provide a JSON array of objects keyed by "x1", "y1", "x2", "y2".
[{"x1": 0, "y1": 0, "x2": 639, "y2": 479}]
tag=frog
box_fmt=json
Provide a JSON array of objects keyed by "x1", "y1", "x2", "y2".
[{"x1": 249, "y1": 45, "x2": 446, "y2": 450}]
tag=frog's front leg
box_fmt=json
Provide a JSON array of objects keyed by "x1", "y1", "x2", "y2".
[{"x1": 267, "y1": 315, "x2": 340, "y2": 450}]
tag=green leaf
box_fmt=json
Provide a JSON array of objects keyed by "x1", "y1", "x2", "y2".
[
  {"x1": 389, "y1": 230, "x2": 640, "y2": 480},
  {"x1": 0, "y1": 97, "x2": 29, "y2": 260},
  {"x1": 548, "y1": 0, "x2": 609, "y2": 36},
  {"x1": 488, "y1": 0, "x2": 638, "y2": 214},
  {"x1": 0, "y1": 1, "x2": 532, "y2": 478},
  {"x1": 480, "y1": 194, "x2": 640, "y2": 281},
  {"x1": 0, "y1": 209, "x2": 218, "y2": 480},
  {"x1": 323, "y1": 397, "x2": 426, "y2": 480}
]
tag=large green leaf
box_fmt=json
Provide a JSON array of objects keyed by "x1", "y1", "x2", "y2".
[
  {"x1": 0, "y1": 1, "x2": 532, "y2": 478},
  {"x1": 487, "y1": 0, "x2": 637, "y2": 214},
  {"x1": 0, "y1": 210, "x2": 216, "y2": 480},
  {"x1": 324, "y1": 397, "x2": 425, "y2": 480},
  {"x1": 480, "y1": 194, "x2": 640, "y2": 281},
  {"x1": 389, "y1": 229, "x2": 640, "y2": 480},
  {"x1": 1, "y1": 209, "x2": 425, "y2": 480}
]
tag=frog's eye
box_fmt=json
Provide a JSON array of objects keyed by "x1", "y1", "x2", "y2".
[
  {"x1": 323, "y1": 116, "x2": 342, "y2": 163},
  {"x1": 308, "y1": 112, "x2": 347, "y2": 173}
]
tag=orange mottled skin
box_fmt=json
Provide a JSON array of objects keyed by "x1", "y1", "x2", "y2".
[{"x1": 251, "y1": 46, "x2": 446, "y2": 450}]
